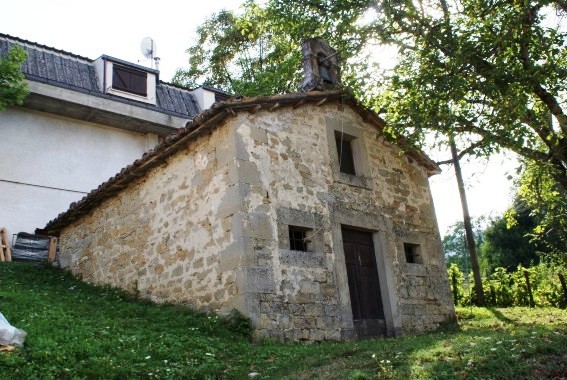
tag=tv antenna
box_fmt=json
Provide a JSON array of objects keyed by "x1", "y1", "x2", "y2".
[{"x1": 140, "y1": 37, "x2": 160, "y2": 70}]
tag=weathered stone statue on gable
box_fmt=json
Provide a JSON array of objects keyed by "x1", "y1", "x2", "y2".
[{"x1": 300, "y1": 37, "x2": 341, "y2": 92}]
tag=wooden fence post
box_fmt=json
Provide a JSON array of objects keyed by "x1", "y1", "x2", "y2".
[
  {"x1": 0, "y1": 228, "x2": 11, "y2": 262},
  {"x1": 524, "y1": 270, "x2": 535, "y2": 308},
  {"x1": 451, "y1": 270, "x2": 459, "y2": 305},
  {"x1": 558, "y1": 273, "x2": 567, "y2": 308},
  {"x1": 47, "y1": 237, "x2": 58, "y2": 262}
]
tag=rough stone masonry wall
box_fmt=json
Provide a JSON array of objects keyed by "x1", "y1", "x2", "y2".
[
  {"x1": 58, "y1": 123, "x2": 242, "y2": 311},
  {"x1": 228, "y1": 104, "x2": 454, "y2": 341}
]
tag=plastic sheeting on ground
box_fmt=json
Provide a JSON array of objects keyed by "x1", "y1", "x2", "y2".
[{"x1": 0, "y1": 312, "x2": 26, "y2": 347}]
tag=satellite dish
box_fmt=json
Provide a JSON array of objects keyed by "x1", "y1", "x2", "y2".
[{"x1": 140, "y1": 37, "x2": 157, "y2": 59}]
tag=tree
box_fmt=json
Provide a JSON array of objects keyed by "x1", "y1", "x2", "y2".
[
  {"x1": 448, "y1": 136, "x2": 485, "y2": 304},
  {"x1": 173, "y1": 2, "x2": 301, "y2": 95},
  {"x1": 374, "y1": 0, "x2": 567, "y2": 192},
  {"x1": 173, "y1": 0, "x2": 375, "y2": 97},
  {"x1": 481, "y1": 202, "x2": 541, "y2": 272},
  {"x1": 0, "y1": 45, "x2": 28, "y2": 111},
  {"x1": 510, "y1": 159, "x2": 567, "y2": 259},
  {"x1": 177, "y1": 0, "x2": 566, "y2": 192}
]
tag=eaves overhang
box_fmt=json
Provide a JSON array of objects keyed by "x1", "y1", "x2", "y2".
[{"x1": 23, "y1": 80, "x2": 189, "y2": 136}]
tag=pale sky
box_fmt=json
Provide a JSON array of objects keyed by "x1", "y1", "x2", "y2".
[{"x1": 1, "y1": 0, "x2": 517, "y2": 236}]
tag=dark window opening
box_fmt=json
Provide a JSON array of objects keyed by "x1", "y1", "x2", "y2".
[
  {"x1": 404, "y1": 243, "x2": 421, "y2": 264},
  {"x1": 335, "y1": 131, "x2": 356, "y2": 175},
  {"x1": 112, "y1": 65, "x2": 147, "y2": 96},
  {"x1": 289, "y1": 226, "x2": 311, "y2": 251}
]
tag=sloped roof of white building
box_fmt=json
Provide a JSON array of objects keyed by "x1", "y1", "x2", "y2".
[{"x1": 0, "y1": 33, "x2": 201, "y2": 119}]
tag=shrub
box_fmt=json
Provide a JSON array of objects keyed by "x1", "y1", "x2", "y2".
[
  {"x1": 221, "y1": 309, "x2": 253, "y2": 340},
  {"x1": 447, "y1": 260, "x2": 567, "y2": 308}
]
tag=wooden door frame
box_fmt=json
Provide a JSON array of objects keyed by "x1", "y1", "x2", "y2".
[{"x1": 330, "y1": 208, "x2": 402, "y2": 339}]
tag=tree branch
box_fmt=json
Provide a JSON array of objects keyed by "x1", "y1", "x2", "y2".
[
  {"x1": 436, "y1": 139, "x2": 486, "y2": 166},
  {"x1": 453, "y1": 117, "x2": 551, "y2": 163},
  {"x1": 517, "y1": 4, "x2": 567, "y2": 135}
]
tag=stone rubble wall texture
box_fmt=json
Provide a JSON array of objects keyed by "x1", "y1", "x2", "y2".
[
  {"x1": 58, "y1": 102, "x2": 455, "y2": 342},
  {"x1": 229, "y1": 104, "x2": 454, "y2": 341},
  {"x1": 59, "y1": 124, "x2": 240, "y2": 310}
]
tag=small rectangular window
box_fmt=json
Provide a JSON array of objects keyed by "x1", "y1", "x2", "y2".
[
  {"x1": 404, "y1": 243, "x2": 421, "y2": 264},
  {"x1": 289, "y1": 226, "x2": 311, "y2": 251},
  {"x1": 112, "y1": 65, "x2": 147, "y2": 96},
  {"x1": 335, "y1": 131, "x2": 356, "y2": 175}
]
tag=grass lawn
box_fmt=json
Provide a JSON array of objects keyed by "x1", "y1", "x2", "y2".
[{"x1": 1, "y1": 262, "x2": 566, "y2": 379}]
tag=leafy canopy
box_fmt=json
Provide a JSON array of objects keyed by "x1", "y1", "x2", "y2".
[
  {"x1": 173, "y1": 0, "x2": 376, "y2": 97},
  {"x1": 481, "y1": 203, "x2": 541, "y2": 273},
  {"x1": 508, "y1": 159, "x2": 567, "y2": 259},
  {"x1": 375, "y1": 0, "x2": 567, "y2": 193},
  {"x1": 0, "y1": 45, "x2": 28, "y2": 111}
]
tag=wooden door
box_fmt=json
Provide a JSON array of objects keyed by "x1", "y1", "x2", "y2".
[{"x1": 342, "y1": 228, "x2": 385, "y2": 336}]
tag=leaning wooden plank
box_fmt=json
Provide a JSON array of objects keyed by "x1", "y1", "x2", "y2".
[
  {"x1": 0, "y1": 228, "x2": 7, "y2": 262},
  {"x1": 3, "y1": 231, "x2": 11, "y2": 262},
  {"x1": 47, "y1": 237, "x2": 58, "y2": 262}
]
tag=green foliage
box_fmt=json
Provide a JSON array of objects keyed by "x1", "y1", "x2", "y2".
[
  {"x1": 173, "y1": 0, "x2": 376, "y2": 97},
  {"x1": 443, "y1": 218, "x2": 485, "y2": 272},
  {"x1": 449, "y1": 260, "x2": 567, "y2": 308},
  {"x1": 448, "y1": 263, "x2": 466, "y2": 306},
  {"x1": 0, "y1": 45, "x2": 28, "y2": 111},
  {"x1": 478, "y1": 160, "x2": 567, "y2": 271},
  {"x1": 483, "y1": 267, "x2": 515, "y2": 307},
  {"x1": 481, "y1": 204, "x2": 540, "y2": 273},
  {"x1": 374, "y1": 0, "x2": 567, "y2": 192},
  {"x1": 174, "y1": 2, "x2": 301, "y2": 96},
  {"x1": 512, "y1": 159, "x2": 567, "y2": 258},
  {"x1": 524, "y1": 261, "x2": 567, "y2": 308}
]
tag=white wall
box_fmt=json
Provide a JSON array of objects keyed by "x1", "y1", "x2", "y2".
[{"x1": 0, "y1": 107, "x2": 158, "y2": 242}]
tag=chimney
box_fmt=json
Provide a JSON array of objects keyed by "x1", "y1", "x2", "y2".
[{"x1": 299, "y1": 38, "x2": 341, "y2": 92}]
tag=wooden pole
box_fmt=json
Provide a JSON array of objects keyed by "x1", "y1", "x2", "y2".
[
  {"x1": 451, "y1": 269, "x2": 459, "y2": 305},
  {"x1": 558, "y1": 273, "x2": 567, "y2": 307},
  {"x1": 0, "y1": 228, "x2": 11, "y2": 262},
  {"x1": 524, "y1": 270, "x2": 535, "y2": 307},
  {"x1": 47, "y1": 237, "x2": 58, "y2": 262},
  {"x1": 450, "y1": 137, "x2": 485, "y2": 306}
]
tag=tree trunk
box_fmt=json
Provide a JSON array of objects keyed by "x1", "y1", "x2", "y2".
[{"x1": 450, "y1": 136, "x2": 485, "y2": 306}]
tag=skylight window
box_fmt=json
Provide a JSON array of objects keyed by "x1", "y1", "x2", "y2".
[{"x1": 112, "y1": 65, "x2": 147, "y2": 96}]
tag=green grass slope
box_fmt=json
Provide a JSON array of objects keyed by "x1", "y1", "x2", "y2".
[{"x1": 1, "y1": 262, "x2": 566, "y2": 379}]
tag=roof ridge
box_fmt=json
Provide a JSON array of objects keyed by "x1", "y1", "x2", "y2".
[{"x1": 0, "y1": 33, "x2": 93, "y2": 62}]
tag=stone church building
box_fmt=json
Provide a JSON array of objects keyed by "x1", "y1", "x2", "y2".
[
  {"x1": 44, "y1": 90, "x2": 455, "y2": 341},
  {"x1": 43, "y1": 39, "x2": 455, "y2": 341}
]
